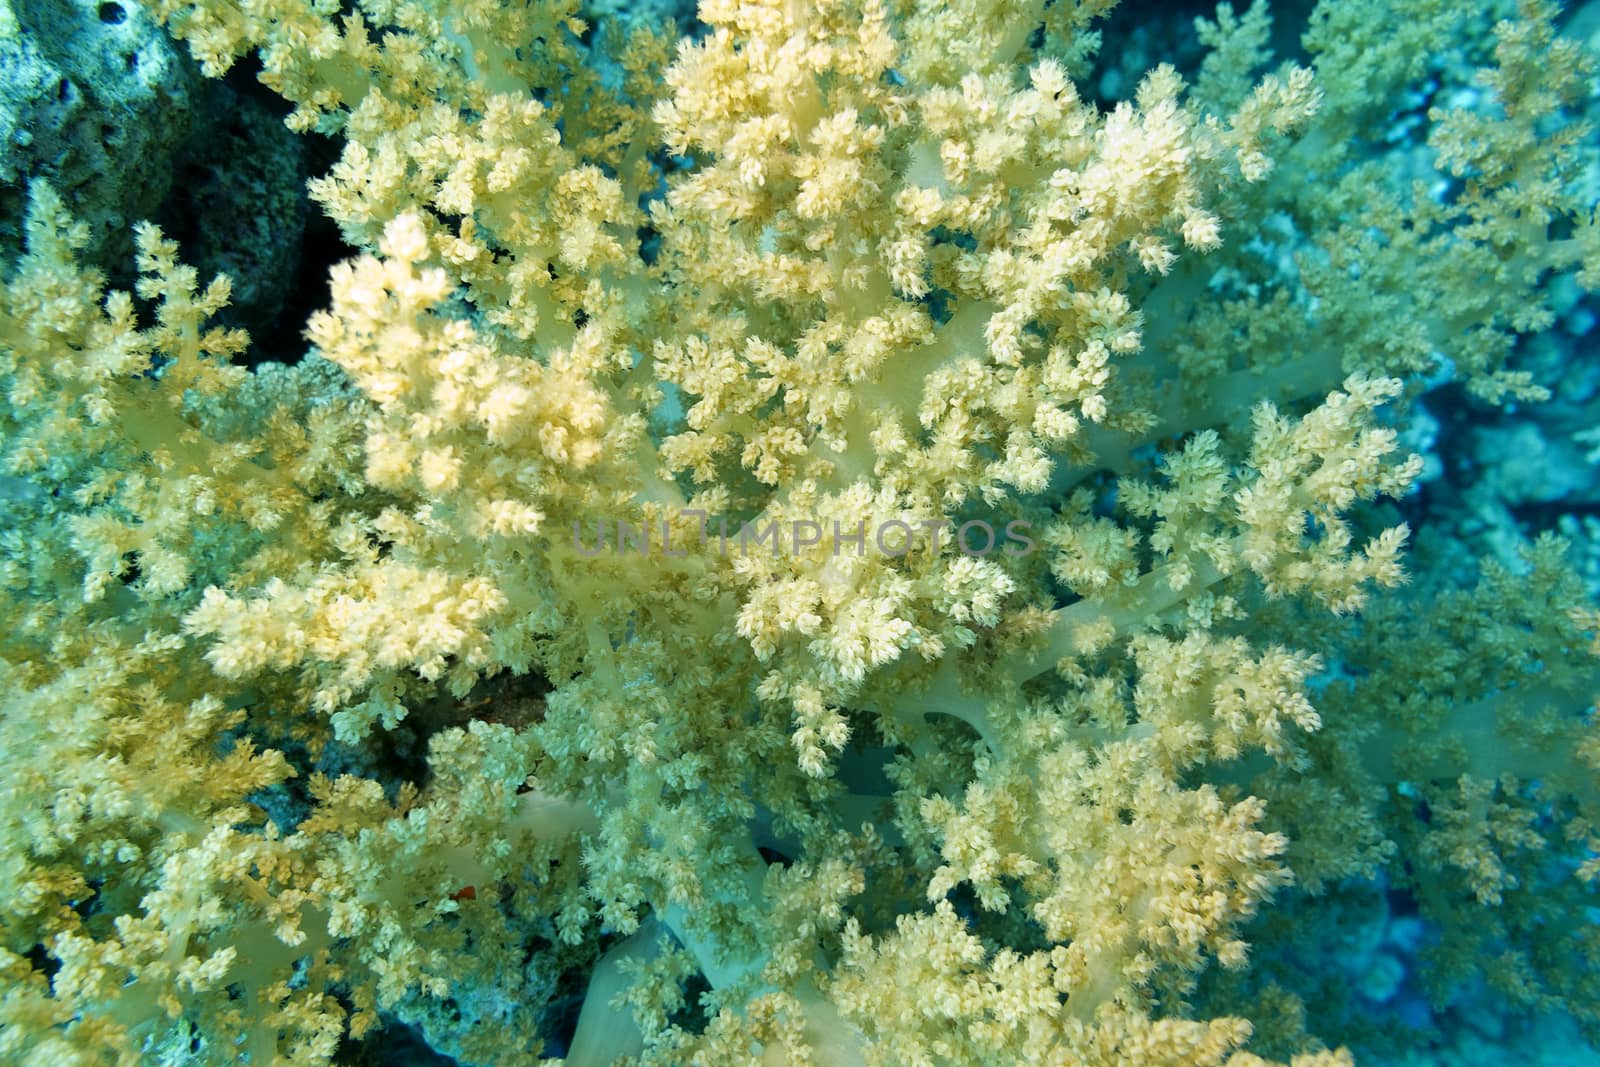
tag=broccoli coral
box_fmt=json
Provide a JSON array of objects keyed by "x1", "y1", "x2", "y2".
[{"x1": 2, "y1": 0, "x2": 1599, "y2": 1065}]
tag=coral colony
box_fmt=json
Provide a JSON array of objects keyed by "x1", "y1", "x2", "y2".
[{"x1": 2, "y1": 0, "x2": 1600, "y2": 1064}]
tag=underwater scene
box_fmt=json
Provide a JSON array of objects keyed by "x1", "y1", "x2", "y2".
[{"x1": 2, "y1": 0, "x2": 1600, "y2": 1064}]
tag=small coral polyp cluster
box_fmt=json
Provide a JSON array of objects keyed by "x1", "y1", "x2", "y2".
[{"x1": 2, "y1": 0, "x2": 1599, "y2": 1064}]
